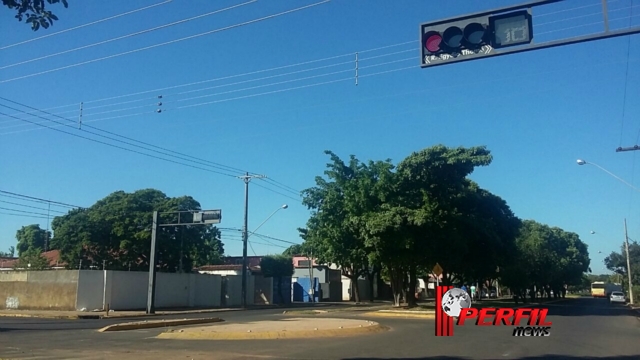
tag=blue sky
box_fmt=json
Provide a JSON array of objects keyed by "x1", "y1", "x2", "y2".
[{"x1": 1, "y1": 0, "x2": 639, "y2": 274}]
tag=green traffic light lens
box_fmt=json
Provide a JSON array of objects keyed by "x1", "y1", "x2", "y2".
[
  {"x1": 443, "y1": 26, "x2": 463, "y2": 48},
  {"x1": 464, "y1": 23, "x2": 486, "y2": 45}
]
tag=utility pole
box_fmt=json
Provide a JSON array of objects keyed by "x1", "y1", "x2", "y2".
[
  {"x1": 624, "y1": 219, "x2": 634, "y2": 304},
  {"x1": 146, "y1": 211, "x2": 159, "y2": 314},
  {"x1": 238, "y1": 172, "x2": 266, "y2": 308}
]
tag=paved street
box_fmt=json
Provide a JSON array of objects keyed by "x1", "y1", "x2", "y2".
[{"x1": 0, "y1": 298, "x2": 638, "y2": 360}]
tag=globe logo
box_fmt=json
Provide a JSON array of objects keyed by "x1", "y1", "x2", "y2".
[{"x1": 441, "y1": 288, "x2": 472, "y2": 317}]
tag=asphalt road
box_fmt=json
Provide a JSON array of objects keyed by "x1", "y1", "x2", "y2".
[{"x1": 0, "y1": 297, "x2": 638, "y2": 360}]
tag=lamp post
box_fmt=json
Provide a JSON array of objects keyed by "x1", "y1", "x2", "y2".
[{"x1": 578, "y1": 159, "x2": 635, "y2": 304}]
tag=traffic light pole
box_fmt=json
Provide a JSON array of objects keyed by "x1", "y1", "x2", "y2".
[
  {"x1": 239, "y1": 172, "x2": 266, "y2": 308},
  {"x1": 146, "y1": 209, "x2": 222, "y2": 314}
]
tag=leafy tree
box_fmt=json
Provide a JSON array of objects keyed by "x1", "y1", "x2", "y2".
[
  {"x1": 260, "y1": 255, "x2": 294, "y2": 304},
  {"x1": 0, "y1": 246, "x2": 15, "y2": 257},
  {"x1": 300, "y1": 151, "x2": 383, "y2": 303},
  {"x1": 3, "y1": 0, "x2": 68, "y2": 30},
  {"x1": 16, "y1": 224, "x2": 51, "y2": 256},
  {"x1": 50, "y1": 189, "x2": 225, "y2": 271},
  {"x1": 14, "y1": 247, "x2": 49, "y2": 270},
  {"x1": 605, "y1": 241, "x2": 640, "y2": 294},
  {"x1": 282, "y1": 243, "x2": 307, "y2": 257}
]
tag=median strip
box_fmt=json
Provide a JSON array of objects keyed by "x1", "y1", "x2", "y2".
[{"x1": 98, "y1": 317, "x2": 224, "y2": 332}]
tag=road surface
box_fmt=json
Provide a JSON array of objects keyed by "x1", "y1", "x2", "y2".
[{"x1": 0, "y1": 297, "x2": 638, "y2": 359}]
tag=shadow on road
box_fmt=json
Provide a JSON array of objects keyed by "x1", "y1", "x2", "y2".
[{"x1": 343, "y1": 356, "x2": 640, "y2": 360}]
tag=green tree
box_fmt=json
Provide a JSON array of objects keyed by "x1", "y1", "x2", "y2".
[
  {"x1": 260, "y1": 255, "x2": 294, "y2": 304},
  {"x1": 0, "y1": 246, "x2": 15, "y2": 257},
  {"x1": 14, "y1": 247, "x2": 49, "y2": 270},
  {"x1": 300, "y1": 151, "x2": 384, "y2": 303},
  {"x1": 282, "y1": 243, "x2": 307, "y2": 257},
  {"x1": 16, "y1": 224, "x2": 51, "y2": 256},
  {"x1": 50, "y1": 189, "x2": 225, "y2": 271},
  {"x1": 605, "y1": 241, "x2": 640, "y2": 295},
  {"x1": 3, "y1": 0, "x2": 68, "y2": 30}
]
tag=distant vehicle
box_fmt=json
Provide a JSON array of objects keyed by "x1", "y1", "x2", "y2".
[
  {"x1": 605, "y1": 283, "x2": 623, "y2": 298},
  {"x1": 610, "y1": 291, "x2": 626, "y2": 304},
  {"x1": 591, "y1": 281, "x2": 606, "y2": 298}
]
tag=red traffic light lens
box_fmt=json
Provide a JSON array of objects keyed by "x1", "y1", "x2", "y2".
[
  {"x1": 464, "y1": 23, "x2": 486, "y2": 45},
  {"x1": 424, "y1": 31, "x2": 442, "y2": 53},
  {"x1": 443, "y1": 26, "x2": 463, "y2": 48}
]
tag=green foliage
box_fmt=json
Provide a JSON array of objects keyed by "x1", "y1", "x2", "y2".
[
  {"x1": 16, "y1": 224, "x2": 51, "y2": 256},
  {"x1": 14, "y1": 247, "x2": 49, "y2": 270},
  {"x1": 260, "y1": 255, "x2": 294, "y2": 278},
  {"x1": 282, "y1": 244, "x2": 307, "y2": 257},
  {"x1": 50, "y1": 189, "x2": 224, "y2": 271},
  {"x1": 3, "y1": 0, "x2": 68, "y2": 30},
  {"x1": 301, "y1": 144, "x2": 591, "y2": 305},
  {"x1": 0, "y1": 246, "x2": 15, "y2": 257},
  {"x1": 605, "y1": 240, "x2": 640, "y2": 287}
]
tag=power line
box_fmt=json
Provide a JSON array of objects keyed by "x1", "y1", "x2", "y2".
[
  {"x1": 0, "y1": 0, "x2": 173, "y2": 50},
  {"x1": 0, "y1": 190, "x2": 83, "y2": 208},
  {"x1": 0, "y1": 101, "x2": 303, "y2": 203},
  {"x1": 0, "y1": 0, "x2": 331, "y2": 84},
  {"x1": 0, "y1": 99, "x2": 248, "y2": 176},
  {"x1": 0, "y1": 211, "x2": 51, "y2": 220},
  {"x1": 0, "y1": 200, "x2": 67, "y2": 214},
  {"x1": 0, "y1": 47, "x2": 413, "y2": 125},
  {"x1": 0, "y1": 206, "x2": 51, "y2": 217},
  {"x1": 0, "y1": 0, "x2": 257, "y2": 70}
]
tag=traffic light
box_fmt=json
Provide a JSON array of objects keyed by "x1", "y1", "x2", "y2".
[
  {"x1": 421, "y1": 10, "x2": 533, "y2": 67},
  {"x1": 193, "y1": 210, "x2": 222, "y2": 224}
]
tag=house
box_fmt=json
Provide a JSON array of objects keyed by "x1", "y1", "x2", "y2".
[
  {"x1": 292, "y1": 256, "x2": 342, "y2": 302},
  {"x1": 0, "y1": 250, "x2": 66, "y2": 271}
]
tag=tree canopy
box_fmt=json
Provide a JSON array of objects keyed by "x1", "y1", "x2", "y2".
[
  {"x1": 49, "y1": 189, "x2": 224, "y2": 271},
  {"x1": 300, "y1": 145, "x2": 591, "y2": 306},
  {"x1": 16, "y1": 224, "x2": 50, "y2": 256},
  {"x1": 4, "y1": 0, "x2": 68, "y2": 30},
  {"x1": 604, "y1": 240, "x2": 640, "y2": 293}
]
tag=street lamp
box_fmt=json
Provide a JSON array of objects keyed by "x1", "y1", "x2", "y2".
[
  {"x1": 576, "y1": 159, "x2": 640, "y2": 192},
  {"x1": 241, "y1": 204, "x2": 288, "y2": 308},
  {"x1": 578, "y1": 159, "x2": 636, "y2": 304}
]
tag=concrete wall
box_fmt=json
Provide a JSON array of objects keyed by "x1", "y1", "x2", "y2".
[
  {"x1": 76, "y1": 270, "x2": 105, "y2": 311},
  {"x1": 224, "y1": 275, "x2": 254, "y2": 307},
  {"x1": 0, "y1": 270, "x2": 79, "y2": 310},
  {"x1": 253, "y1": 274, "x2": 273, "y2": 305}
]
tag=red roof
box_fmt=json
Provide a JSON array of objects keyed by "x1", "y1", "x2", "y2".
[{"x1": 0, "y1": 250, "x2": 65, "y2": 269}]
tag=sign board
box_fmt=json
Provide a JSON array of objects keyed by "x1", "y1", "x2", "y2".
[{"x1": 432, "y1": 263, "x2": 443, "y2": 277}]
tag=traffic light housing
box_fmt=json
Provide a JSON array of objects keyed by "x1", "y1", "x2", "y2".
[
  {"x1": 421, "y1": 10, "x2": 532, "y2": 67},
  {"x1": 193, "y1": 210, "x2": 222, "y2": 224}
]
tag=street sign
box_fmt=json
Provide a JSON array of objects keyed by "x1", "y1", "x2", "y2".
[{"x1": 432, "y1": 263, "x2": 443, "y2": 277}]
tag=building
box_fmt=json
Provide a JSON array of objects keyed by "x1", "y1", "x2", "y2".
[{"x1": 0, "y1": 250, "x2": 66, "y2": 271}]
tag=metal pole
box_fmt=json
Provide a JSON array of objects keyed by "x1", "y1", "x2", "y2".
[
  {"x1": 241, "y1": 173, "x2": 250, "y2": 308},
  {"x1": 601, "y1": 0, "x2": 610, "y2": 33},
  {"x1": 146, "y1": 211, "x2": 159, "y2": 314},
  {"x1": 624, "y1": 219, "x2": 634, "y2": 304}
]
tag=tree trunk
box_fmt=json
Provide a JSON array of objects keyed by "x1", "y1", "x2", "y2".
[
  {"x1": 389, "y1": 266, "x2": 404, "y2": 307},
  {"x1": 365, "y1": 269, "x2": 376, "y2": 303},
  {"x1": 406, "y1": 264, "x2": 418, "y2": 307},
  {"x1": 350, "y1": 276, "x2": 361, "y2": 303}
]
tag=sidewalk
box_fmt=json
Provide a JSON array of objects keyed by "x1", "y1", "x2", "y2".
[{"x1": 0, "y1": 302, "x2": 340, "y2": 320}]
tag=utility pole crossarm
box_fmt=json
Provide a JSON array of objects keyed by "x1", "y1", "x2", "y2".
[{"x1": 616, "y1": 146, "x2": 640, "y2": 152}]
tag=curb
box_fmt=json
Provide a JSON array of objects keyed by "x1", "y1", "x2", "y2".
[
  {"x1": 97, "y1": 317, "x2": 224, "y2": 332},
  {"x1": 0, "y1": 303, "x2": 332, "y2": 321},
  {"x1": 361, "y1": 311, "x2": 435, "y2": 319},
  {"x1": 157, "y1": 323, "x2": 388, "y2": 340},
  {"x1": 0, "y1": 313, "x2": 79, "y2": 320}
]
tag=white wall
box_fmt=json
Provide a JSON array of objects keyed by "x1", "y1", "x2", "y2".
[
  {"x1": 75, "y1": 271, "x2": 223, "y2": 311},
  {"x1": 224, "y1": 275, "x2": 254, "y2": 307},
  {"x1": 75, "y1": 270, "x2": 105, "y2": 311}
]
